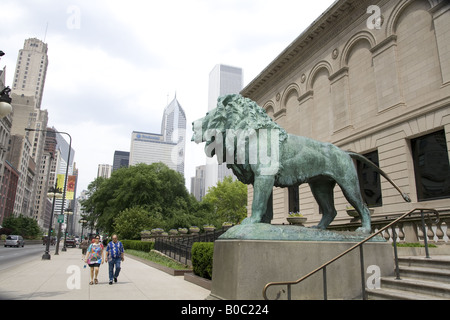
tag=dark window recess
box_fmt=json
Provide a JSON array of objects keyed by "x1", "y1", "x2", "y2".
[
  {"x1": 288, "y1": 186, "x2": 299, "y2": 213},
  {"x1": 411, "y1": 130, "x2": 450, "y2": 201},
  {"x1": 357, "y1": 150, "x2": 382, "y2": 207}
]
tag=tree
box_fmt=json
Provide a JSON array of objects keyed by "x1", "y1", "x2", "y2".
[
  {"x1": 113, "y1": 206, "x2": 160, "y2": 240},
  {"x1": 2, "y1": 216, "x2": 41, "y2": 239},
  {"x1": 202, "y1": 176, "x2": 248, "y2": 224},
  {"x1": 81, "y1": 163, "x2": 195, "y2": 235}
]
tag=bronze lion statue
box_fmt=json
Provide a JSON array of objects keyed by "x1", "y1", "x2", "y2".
[{"x1": 192, "y1": 94, "x2": 410, "y2": 233}]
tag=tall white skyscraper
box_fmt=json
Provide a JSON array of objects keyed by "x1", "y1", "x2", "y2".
[
  {"x1": 8, "y1": 38, "x2": 50, "y2": 221},
  {"x1": 12, "y1": 38, "x2": 49, "y2": 109},
  {"x1": 205, "y1": 64, "x2": 243, "y2": 194},
  {"x1": 129, "y1": 97, "x2": 186, "y2": 176},
  {"x1": 161, "y1": 96, "x2": 186, "y2": 176}
]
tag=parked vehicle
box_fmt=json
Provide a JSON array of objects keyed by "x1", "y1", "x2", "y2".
[
  {"x1": 42, "y1": 236, "x2": 56, "y2": 246},
  {"x1": 65, "y1": 238, "x2": 77, "y2": 248},
  {"x1": 4, "y1": 235, "x2": 25, "y2": 247}
]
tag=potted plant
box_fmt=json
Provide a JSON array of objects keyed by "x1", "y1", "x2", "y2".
[
  {"x1": 178, "y1": 227, "x2": 188, "y2": 234},
  {"x1": 151, "y1": 228, "x2": 164, "y2": 235},
  {"x1": 203, "y1": 224, "x2": 216, "y2": 232},
  {"x1": 287, "y1": 212, "x2": 307, "y2": 225},
  {"x1": 222, "y1": 222, "x2": 233, "y2": 229},
  {"x1": 169, "y1": 229, "x2": 179, "y2": 235},
  {"x1": 189, "y1": 226, "x2": 200, "y2": 233},
  {"x1": 140, "y1": 230, "x2": 151, "y2": 239}
]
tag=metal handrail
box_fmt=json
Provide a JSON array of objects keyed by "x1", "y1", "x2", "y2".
[{"x1": 262, "y1": 208, "x2": 440, "y2": 300}]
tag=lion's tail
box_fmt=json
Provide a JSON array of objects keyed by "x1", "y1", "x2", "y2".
[{"x1": 347, "y1": 152, "x2": 411, "y2": 203}]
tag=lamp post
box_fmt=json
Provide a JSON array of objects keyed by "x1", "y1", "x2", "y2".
[
  {"x1": 43, "y1": 185, "x2": 63, "y2": 260},
  {"x1": 25, "y1": 128, "x2": 72, "y2": 255},
  {"x1": 62, "y1": 208, "x2": 73, "y2": 252},
  {"x1": 0, "y1": 86, "x2": 12, "y2": 118},
  {"x1": 0, "y1": 51, "x2": 13, "y2": 118},
  {"x1": 79, "y1": 218, "x2": 87, "y2": 240}
]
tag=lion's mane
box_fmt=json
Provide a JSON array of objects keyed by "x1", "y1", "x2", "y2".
[{"x1": 208, "y1": 94, "x2": 287, "y2": 184}]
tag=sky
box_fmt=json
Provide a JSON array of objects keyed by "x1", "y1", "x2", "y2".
[{"x1": 1, "y1": 0, "x2": 336, "y2": 194}]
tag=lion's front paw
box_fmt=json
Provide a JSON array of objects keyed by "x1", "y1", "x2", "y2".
[
  {"x1": 355, "y1": 227, "x2": 371, "y2": 234},
  {"x1": 241, "y1": 217, "x2": 260, "y2": 225}
]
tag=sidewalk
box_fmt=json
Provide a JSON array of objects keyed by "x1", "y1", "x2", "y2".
[{"x1": 0, "y1": 246, "x2": 211, "y2": 300}]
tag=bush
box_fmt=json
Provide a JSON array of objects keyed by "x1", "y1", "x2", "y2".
[
  {"x1": 122, "y1": 240, "x2": 154, "y2": 252},
  {"x1": 191, "y1": 242, "x2": 214, "y2": 280}
]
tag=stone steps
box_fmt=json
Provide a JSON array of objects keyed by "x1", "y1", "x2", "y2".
[{"x1": 367, "y1": 256, "x2": 450, "y2": 300}]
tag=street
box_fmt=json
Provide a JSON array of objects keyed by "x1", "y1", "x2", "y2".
[{"x1": 0, "y1": 243, "x2": 49, "y2": 271}]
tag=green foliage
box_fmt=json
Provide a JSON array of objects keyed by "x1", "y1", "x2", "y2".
[
  {"x1": 113, "y1": 206, "x2": 162, "y2": 240},
  {"x1": 2, "y1": 216, "x2": 41, "y2": 239},
  {"x1": 121, "y1": 240, "x2": 154, "y2": 252},
  {"x1": 191, "y1": 242, "x2": 214, "y2": 280},
  {"x1": 201, "y1": 176, "x2": 248, "y2": 225},
  {"x1": 81, "y1": 163, "x2": 248, "y2": 239},
  {"x1": 81, "y1": 163, "x2": 194, "y2": 235},
  {"x1": 126, "y1": 249, "x2": 190, "y2": 270},
  {"x1": 395, "y1": 242, "x2": 437, "y2": 248}
]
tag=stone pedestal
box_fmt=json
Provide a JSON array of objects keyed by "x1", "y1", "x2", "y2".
[{"x1": 209, "y1": 239, "x2": 394, "y2": 300}]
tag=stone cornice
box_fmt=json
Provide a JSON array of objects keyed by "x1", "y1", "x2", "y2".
[{"x1": 241, "y1": 0, "x2": 374, "y2": 100}]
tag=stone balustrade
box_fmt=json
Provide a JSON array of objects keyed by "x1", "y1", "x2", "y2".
[{"x1": 329, "y1": 211, "x2": 450, "y2": 245}]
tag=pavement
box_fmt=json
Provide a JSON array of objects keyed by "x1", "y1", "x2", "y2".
[{"x1": 0, "y1": 246, "x2": 211, "y2": 300}]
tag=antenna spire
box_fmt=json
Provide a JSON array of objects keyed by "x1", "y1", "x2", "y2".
[{"x1": 43, "y1": 22, "x2": 49, "y2": 42}]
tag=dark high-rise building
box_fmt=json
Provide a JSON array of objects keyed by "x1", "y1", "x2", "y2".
[{"x1": 113, "y1": 151, "x2": 129, "y2": 172}]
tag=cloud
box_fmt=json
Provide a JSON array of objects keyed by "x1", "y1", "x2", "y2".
[{"x1": 1, "y1": 0, "x2": 336, "y2": 193}]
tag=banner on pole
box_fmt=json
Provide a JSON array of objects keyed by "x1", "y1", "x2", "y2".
[
  {"x1": 56, "y1": 174, "x2": 77, "y2": 200},
  {"x1": 57, "y1": 174, "x2": 65, "y2": 193},
  {"x1": 67, "y1": 175, "x2": 76, "y2": 200}
]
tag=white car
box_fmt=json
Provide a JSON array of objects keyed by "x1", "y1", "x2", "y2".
[{"x1": 5, "y1": 235, "x2": 25, "y2": 247}]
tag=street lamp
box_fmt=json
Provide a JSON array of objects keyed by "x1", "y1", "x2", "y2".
[
  {"x1": 79, "y1": 218, "x2": 87, "y2": 240},
  {"x1": 0, "y1": 51, "x2": 13, "y2": 118},
  {"x1": 62, "y1": 208, "x2": 73, "y2": 252},
  {"x1": 25, "y1": 128, "x2": 72, "y2": 255},
  {"x1": 43, "y1": 185, "x2": 63, "y2": 260},
  {"x1": 0, "y1": 87, "x2": 12, "y2": 118}
]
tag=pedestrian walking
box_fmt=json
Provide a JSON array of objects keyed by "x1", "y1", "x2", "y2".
[
  {"x1": 84, "y1": 235, "x2": 104, "y2": 285},
  {"x1": 80, "y1": 236, "x2": 89, "y2": 259},
  {"x1": 105, "y1": 234, "x2": 124, "y2": 285}
]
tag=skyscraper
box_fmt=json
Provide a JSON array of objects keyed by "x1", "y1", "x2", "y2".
[
  {"x1": 161, "y1": 96, "x2": 186, "y2": 176},
  {"x1": 8, "y1": 38, "x2": 50, "y2": 221},
  {"x1": 97, "y1": 164, "x2": 112, "y2": 178},
  {"x1": 205, "y1": 64, "x2": 243, "y2": 193},
  {"x1": 112, "y1": 150, "x2": 129, "y2": 171},
  {"x1": 129, "y1": 131, "x2": 177, "y2": 171},
  {"x1": 129, "y1": 97, "x2": 186, "y2": 176},
  {"x1": 12, "y1": 38, "x2": 49, "y2": 109}
]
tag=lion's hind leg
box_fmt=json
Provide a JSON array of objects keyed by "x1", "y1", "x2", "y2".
[
  {"x1": 340, "y1": 183, "x2": 371, "y2": 233},
  {"x1": 309, "y1": 179, "x2": 337, "y2": 230}
]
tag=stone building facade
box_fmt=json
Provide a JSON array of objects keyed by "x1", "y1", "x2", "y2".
[{"x1": 241, "y1": 0, "x2": 450, "y2": 226}]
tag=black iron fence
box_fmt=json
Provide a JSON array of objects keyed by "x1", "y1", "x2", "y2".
[{"x1": 154, "y1": 227, "x2": 231, "y2": 266}]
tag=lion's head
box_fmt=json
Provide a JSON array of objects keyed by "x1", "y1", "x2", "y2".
[{"x1": 192, "y1": 94, "x2": 287, "y2": 184}]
